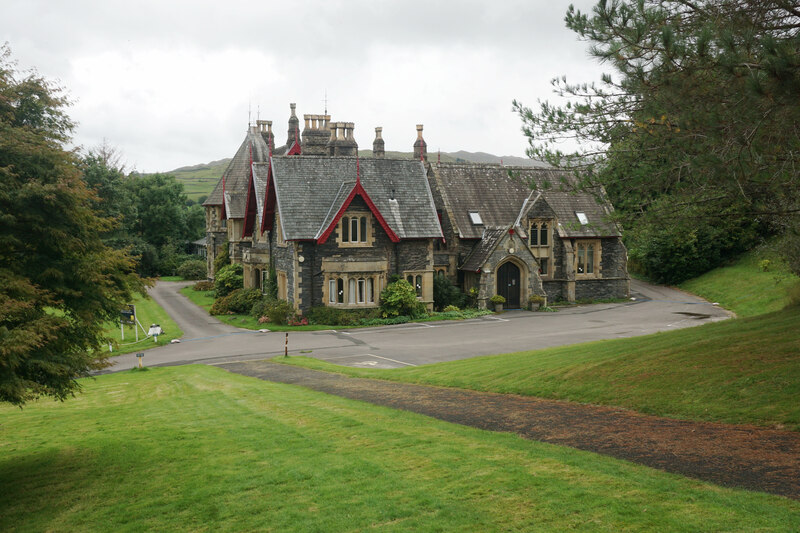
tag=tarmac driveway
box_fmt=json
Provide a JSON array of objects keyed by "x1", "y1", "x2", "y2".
[{"x1": 104, "y1": 279, "x2": 730, "y2": 373}]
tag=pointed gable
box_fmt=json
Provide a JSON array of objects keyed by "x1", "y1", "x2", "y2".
[
  {"x1": 315, "y1": 177, "x2": 400, "y2": 244},
  {"x1": 269, "y1": 157, "x2": 442, "y2": 242}
]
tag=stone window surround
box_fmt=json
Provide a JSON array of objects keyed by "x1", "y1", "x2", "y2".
[
  {"x1": 575, "y1": 239, "x2": 602, "y2": 278},
  {"x1": 324, "y1": 273, "x2": 380, "y2": 307},
  {"x1": 404, "y1": 270, "x2": 426, "y2": 299},
  {"x1": 528, "y1": 218, "x2": 553, "y2": 279},
  {"x1": 337, "y1": 210, "x2": 374, "y2": 247}
]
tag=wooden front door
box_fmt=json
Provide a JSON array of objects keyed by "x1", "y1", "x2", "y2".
[{"x1": 497, "y1": 262, "x2": 521, "y2": 309}]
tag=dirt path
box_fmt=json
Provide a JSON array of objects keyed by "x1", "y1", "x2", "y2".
[{"x1": 219, "y1": 360, "x2": 800, "y2": 500}]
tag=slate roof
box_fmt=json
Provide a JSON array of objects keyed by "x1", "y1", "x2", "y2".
[
  {"x1": 263, "y1": 157, "x2": 442, "y2": 241},
  {"x1": 460, "y1": 227, "x2": 508, "y2": 272},
  {"x1": 202, "y1": 128, "x2": 270, "y2": 216},
  {"x1": 431, "y1": 163, "x2": 620, "y2": 239}
]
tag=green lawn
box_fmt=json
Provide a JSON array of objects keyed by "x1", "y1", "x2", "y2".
[
  {"x1": 103, "y1": 293, "x2": 182, "y2": 354},
  {"x1": 679, "y1": 248, "x2": 798, "y2": 317},
  {"x1": 1, "y1": 366, "x2": 797, "y2": 532},
  {"x1": 282, "y1": 305, "x2": 800, "y2": 431}
]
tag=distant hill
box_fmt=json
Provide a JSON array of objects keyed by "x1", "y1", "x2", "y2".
[{"x1": 166, "y1": 151, "x2": 546, "y2": 202}]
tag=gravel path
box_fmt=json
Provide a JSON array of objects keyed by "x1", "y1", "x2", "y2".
[{"x1": 219, "y1": 360, "x2": 800, "y2": 500}]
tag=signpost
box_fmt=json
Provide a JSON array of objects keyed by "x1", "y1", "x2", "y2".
[
  {"x1": 120, "y1": 304, "x2": 137, "y2": 341},
  {"x1": 136, "y1": 352, "x2": 144, "y2": 369}
]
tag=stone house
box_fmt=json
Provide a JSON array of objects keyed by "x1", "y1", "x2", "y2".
[{"x1": 203, "y1": 103, "x2": 628, "y2": 312}]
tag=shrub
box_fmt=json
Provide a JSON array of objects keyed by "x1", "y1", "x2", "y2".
[
  {"x1": 266, "y1": 300, "x2": 293, "y2": 325},
  {"x1": 250, "y1": 297, "x2": 274, "y2": 319},
  {"x1": 288, "y1": 314, "x2": 309, "y2": 326},
  {"x1": 177, "y1": 258, "x2": 207, "y2": 280},
  {"x1": 380, "y1": 280, "x2": 421, "y2": 318},
  {"x1": 214, "y1": 263, "x2": 243, "y2": 297},
  {"x1": 433, "y1": 275, "x2": 466, "y2": 311},
  {"x1": 443, "y1": 304, "x2": 460, "y2": 312},
  {"x1": 489, "y1": 294, "x2": 506, "y2": 305},
  {"x1": 210, "y1": 288, "x2": 263, "y2": 316},
  {"x1": 213, "y1": 241, "x2": 229, "y2": 276},
  {"x1": 193, "y1": 280, "x2": 214, "y2": 291},
  {"x1": 305, "y1": 307, "x2": 380, "y2": 326}
]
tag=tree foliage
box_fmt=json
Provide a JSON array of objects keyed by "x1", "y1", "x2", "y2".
[
  {"x1": 81, "y1": 154, "x2": 205, "y2": 277},
  {"x1": 0, "y1": 46, "x2": 145, "y2": 405},
  {"x1": 515, "y1": 1, "x2": 800, "y2": 281}
]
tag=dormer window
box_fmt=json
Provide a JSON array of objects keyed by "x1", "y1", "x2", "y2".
[
  {"x1": 469, "y1": 211, "x2": 483, "y2": 225},
  {"x1": 338, "y1": 211, "x2": 373, "y2": 247},
  {"x1": 576, "y1": 212, "x2": 589, "y2": 225}
]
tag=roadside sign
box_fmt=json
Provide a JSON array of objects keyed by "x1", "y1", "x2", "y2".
[{"x1": 120, "y1": 304, "x2": 135, "y2": 325}]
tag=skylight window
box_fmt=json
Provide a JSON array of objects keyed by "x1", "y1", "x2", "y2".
[
  {"x1": 575, "y1": 212, "x2": 589, "y2": 225},
  {"x1": 469, "y1": 211, "x2": 483, "y2": 225}
]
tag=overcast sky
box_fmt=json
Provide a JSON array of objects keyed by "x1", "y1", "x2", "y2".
[{"x1": 2, "y1": 0, "x2": 605, "y2": 172}]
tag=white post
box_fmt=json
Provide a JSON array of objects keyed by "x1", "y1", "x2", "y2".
[{"x1": 121, "y1": 322, "x2": 124, "y2": 341}]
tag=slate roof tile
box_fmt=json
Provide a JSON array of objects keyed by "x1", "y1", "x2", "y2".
[
  {"x1": 269, "y1": 157, "x2": 442, "y2": 241},
  {"x1": 432, "y1": 163, "x2": 620, "y2": 239}
]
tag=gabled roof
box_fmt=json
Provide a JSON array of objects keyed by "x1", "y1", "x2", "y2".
[
  {"x1": 460, "y1": 227, "x2": 508, "y2": 272},
  {"x1": 263, "y1": 157, "x2": 442, "y2": 241},
  {"x1": 202, "y1": 128, "x2": 270, "y2": 218},
  {"x1": 431, "y1": 163, "x2": 620, "y2": 239},
  {"x1": 459, "y1": 226, "x2": 538, "y2": 272}
]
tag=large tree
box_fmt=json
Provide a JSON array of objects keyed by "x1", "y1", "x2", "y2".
[
  {"x1": 515, "y1": 1, "x2": 800, "y2": 282},
  {"x1": 0, "y1": 46, "x2": 145, "y2": 405}
]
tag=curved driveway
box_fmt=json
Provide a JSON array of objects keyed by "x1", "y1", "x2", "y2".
[{"x1": 104, "y1": 280, "x2": 730, "y2": 373}]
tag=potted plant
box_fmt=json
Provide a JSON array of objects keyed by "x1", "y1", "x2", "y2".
[
  {"x1": 528, "y1": 294, "x2": 546, "y2": 311},
  {"x1": 489, "y1": 294, "x2": 506, "y2": 312}
]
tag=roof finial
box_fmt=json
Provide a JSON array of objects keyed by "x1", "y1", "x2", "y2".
[{"x1": 323, "y1": 90, "x2": 328, "y2": 115}]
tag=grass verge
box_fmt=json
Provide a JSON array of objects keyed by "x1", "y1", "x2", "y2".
[
  {"x1": 678, "y1": 248, "x2": 798, "y2": 317},
  {"x1": 281, "y1": 306, "x2": 800, "y2": 431},
  {"x1": 1, "y1": 366, "x2": 798, "y2": 531},
  {"x1": 103, "y1": 293, "x2": 182, "y2": 355}
]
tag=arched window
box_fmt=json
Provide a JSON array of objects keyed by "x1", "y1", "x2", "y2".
[
  {"x1": 337, "y1": 278, "x2": 344, "y2": 304},
  {"x1": 415, "y1": 275, "x2": 422, "y2": 297},
  {"x1": 359, "y1": 217, "x2": 367, "y2": 242},
  {"x1": 329, "y1": 279, "x2": 336, "y2": 304},
  {"x1": 342, "y1": 217, "x2": 349, "y2": 242},
  {"x1": 367, "y1": 278, "x2": 374, "y2": 303}
]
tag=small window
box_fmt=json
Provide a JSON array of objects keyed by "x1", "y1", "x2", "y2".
[
  {"x1": 540, "y1": 222, "x2": 548, "y2": 246},
  {"x1": 415, "y1": 275, "x2": 422, "y2": 297},
  {"x1": 342, "y1": 217, "x2": 349, "y2": 241},
  {"x1": 359, "y1": 217, "x2": 367, "y2": 243},
  {"x1": 367, "y1": 278, "x2": 374, "y2": 303},
  {"x1": 468, "y1": 211, "x2": 483, "y2": 225},
  {"x1": 576, "y1": 212, "x2": 589, "y2": 225},
  {"x1": 407, "y1": 275, "x2": 414, "y2": 286},
  {"x1": 539, "y1": 258, "x2": 548, "y2": 275},
  {"x1": 337, "y1": 278, "x2": 344, "y2": 304},
  {"x1": 350, "y1": 217, "x2": 359, "y2": 242}
]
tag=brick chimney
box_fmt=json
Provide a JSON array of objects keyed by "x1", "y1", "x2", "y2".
[
  {"x1": 413, "y1": 124, "x2": 427, "y2": 161},
  {"x1": 373, "y1": 127, "x2": 385, "y2": 158}
]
